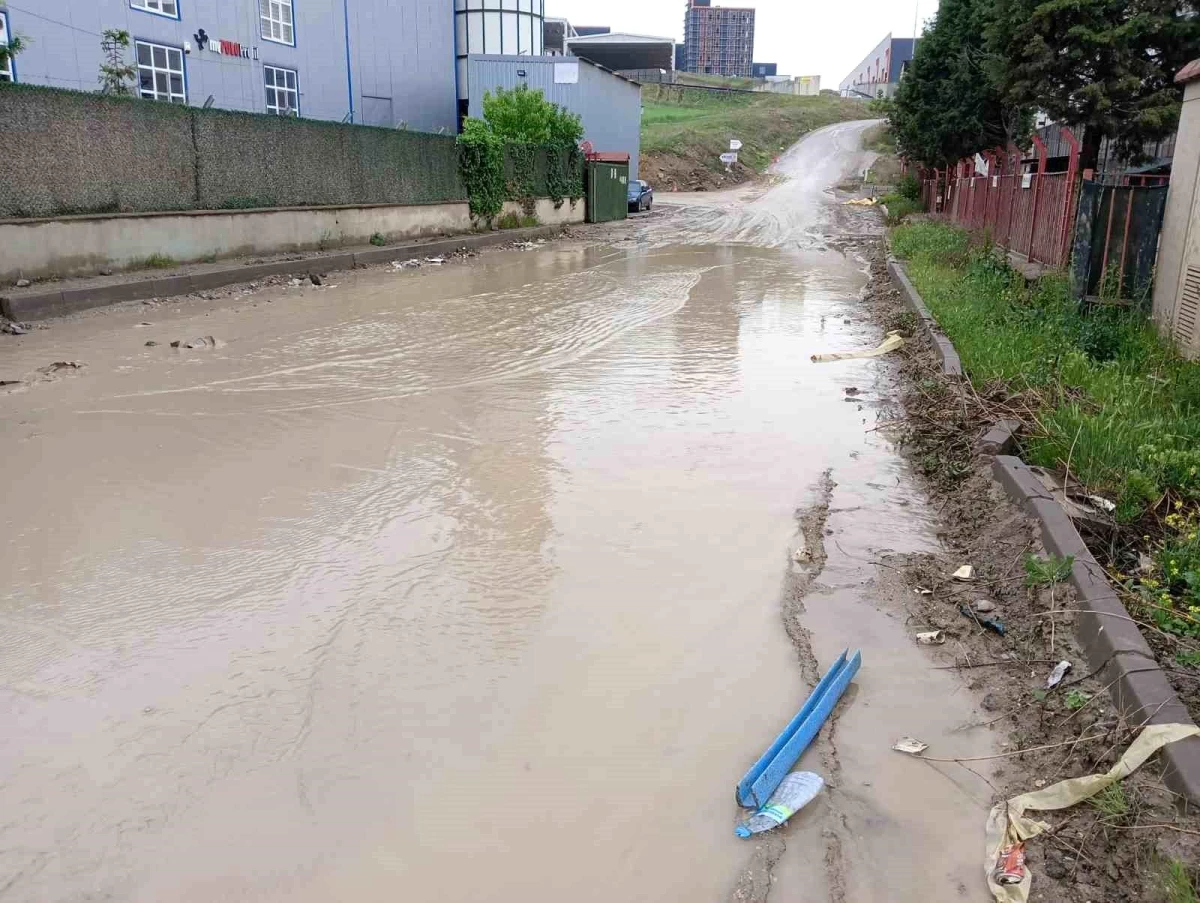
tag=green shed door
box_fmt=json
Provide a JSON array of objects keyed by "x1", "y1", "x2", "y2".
[{"x1": 586, "y1": 162, "x2": 629, "y2": 224}]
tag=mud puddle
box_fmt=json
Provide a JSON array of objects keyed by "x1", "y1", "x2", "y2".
[{"x1": 1, "y1": 121, "x2": 999, "y2": 902}]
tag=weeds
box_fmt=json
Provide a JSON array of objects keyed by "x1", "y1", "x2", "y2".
[
  {"x1": 881, "y1": 194, "x2": 923, "y2": 224},
  {"x1": 1064, "y1": 688, "x2": 1091, "y2": 711},
  {"x1": 1159, "y1": 858, "x2": 1200, "y2": 903},
  {"x1": 1024, "y1": 553, "x2": 1074, "y2": 586},
  {"x1": 1087, "y1": 783, "x2": 1130, "y2": 823},
  {"x1": 141, "y1": 253, "x2": 176, "y2": 269},
  {"x1": 369, "y1": 233, "x2": 387, "y2": 247},
  {"x1": 495, "y1": 211, "x2": 538, "y2": 230}
]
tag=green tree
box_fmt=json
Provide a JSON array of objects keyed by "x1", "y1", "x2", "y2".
[
  {"x1": 986, "y1": 0, "x2": 1200, "y2": 169},
  {"x1": 0, "y1": 34, "x2": 26, "y2": 78},
  {"x1": 891, "y1": 0, "x2": 1023, "y2": 168},
  {"x1": 99, "y1": 29, "x2": 137, "y2": 95}
]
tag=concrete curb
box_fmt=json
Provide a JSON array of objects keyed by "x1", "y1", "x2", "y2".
[
  {"x1": 887, "y1": 254, "x2": 1200, "y2": 802},
  {"x1": 1, "y1": 225, "x2": 567, "y2": 322},
  {"x1": 886, "y1": 257, "x2": 963, "y2": 378},
  {"x1": 993, "y1": 456, "x2": 1200, "y2": 802}
]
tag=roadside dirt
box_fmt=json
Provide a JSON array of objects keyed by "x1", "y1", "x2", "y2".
[
  {"x1": 642, "y1": 148, "x2": 760, "y2": 193},
  {"x1": 839, "y1": 216, "x2": 1200, "y2": 902}
]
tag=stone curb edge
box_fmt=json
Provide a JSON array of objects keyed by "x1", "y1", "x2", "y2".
[
  {"x1": 886, "y1": 257, "x2": 964, "y2": 378},
  {"x1": 887, "y1": 255, "x2": 1200, "y2": 802},
  {"x1": 1, "y1": 225, "x2": 567, "y2": 322}
]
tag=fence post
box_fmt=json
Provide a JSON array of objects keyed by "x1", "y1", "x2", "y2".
[
  {"x1": 1058, "y1": 127, "x2": 1082, "y2": 268},
  {"x1": 1027, "y1": 135, "x2": 1048, "y2": 260}
]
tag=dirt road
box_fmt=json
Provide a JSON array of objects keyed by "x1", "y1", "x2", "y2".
[{"x1": 0, "y1": 121, "x2": 995, "y2": 902}]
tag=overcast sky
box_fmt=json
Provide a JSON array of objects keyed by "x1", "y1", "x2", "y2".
[{"x1": 547, "y1": 0, "x2": 938, "y2": 88}]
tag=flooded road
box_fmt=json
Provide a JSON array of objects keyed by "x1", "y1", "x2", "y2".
[{"x1": 0, "y1": 120, "x2": 994, "y2": 902}]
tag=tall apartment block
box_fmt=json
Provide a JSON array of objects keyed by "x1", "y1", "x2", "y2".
[{"x1": 681, "y1": 0, "x2": 755, "y2": 78}]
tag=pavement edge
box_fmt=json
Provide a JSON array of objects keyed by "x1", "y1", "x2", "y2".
[
  {"x1": 1, "y1": 225, "x2": 568, "y2": 322},
  {"x1": 888, "y1": 256, "x2": 1200, "y2": 803}
]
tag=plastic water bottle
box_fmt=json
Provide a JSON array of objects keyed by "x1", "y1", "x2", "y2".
[{"x1": 735, "y1": 772, "x2": 824, "y2": 838}]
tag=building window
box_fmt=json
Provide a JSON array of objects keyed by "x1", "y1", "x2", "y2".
[
  {"x1": 261, "y1": 0, "x2": 295, "y2": 46},
  {"x1": 130, "y1": 0, "x2": 179, "y2": 19},
  {"x1": 0, "y1": 11, "x2": 13, "y2": 82},
  {"x1": 135, "y1": 40, "x2": 186, "y2": 103},
  {"x1": 264, "y1": 65, "x2": 298, "y2": 116}
]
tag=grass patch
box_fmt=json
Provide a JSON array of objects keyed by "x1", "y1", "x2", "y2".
[
  {"x1": 1159, "y1": 858, "x2": 1200, "y2": 903},
  {"x1": 369, "y1": 232, "x2": 387, "y2": 247},
  {"x1": 892, "y1": 221, "x2": 1200, "y2": 642},
  {"x1": 1087, "y1": 783, "x2": 1130, "y2": 823},
  {"x1": 495, "y1": 211, "x2": 539, "y2": 230},
  {"x1": 880, "y1": 194, "x2": 923, "y2": 224},
  {"x1": 141, "y1": 253, "x2": 177, "y2": 269},
  {"x1": 641, "y1": 87, "x2": 869, "y2": 180}
]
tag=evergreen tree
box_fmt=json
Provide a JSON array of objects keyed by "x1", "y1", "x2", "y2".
[
  {"x1": 891, "y1": 0, "x2": 1019, "y2": 169},
  {"x1": 986, "y1": 0, "x2": 1200, "y2": 169}
]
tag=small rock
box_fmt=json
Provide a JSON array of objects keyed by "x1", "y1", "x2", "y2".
[
  {"x1": 99, "y1": 268, "x2": 113, "y2": 276},
  {"x1": 15, "y1": 278, "x2": 31, "y2": 288},
  {"x1": 973, "y1": 598, "x2": 997, "y2": 614},
  {"x1": 145, "y1": 340, "x2": 159, "y2": 347},
  {"x1": 2, "y1": 323, "x2": 28, "y2": 335},
  {"x1": 844, "y1": 387, "x2": 861, "y2": 396},
  {"x1": 289, "y1": 278, "x2": 303, "y2": 287},
  {"x1": 1043, "y1": 861, "x2": 1068, "y2": 880},
  {"x1": 981, "y1": 693, "x2": 1000, "y2": 712},
  {"x1": 309, "y1": 273, "x2": 323, "y2": 286}
]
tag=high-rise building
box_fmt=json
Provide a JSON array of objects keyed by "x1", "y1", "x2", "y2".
[{"x1": 681, "y1": 0, "x2": 755, "y2": 78}]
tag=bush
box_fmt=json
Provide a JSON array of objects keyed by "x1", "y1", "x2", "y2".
[{"x1": 896, "y1": 172, "x2": 922, "y2": 201}]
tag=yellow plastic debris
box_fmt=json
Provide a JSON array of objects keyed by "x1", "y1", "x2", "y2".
[
  {"x1": 984, "y1": 723, "x2": 1200, "y2": 902},
  {"x1": 810, "y1": 331, "x2": 904, "y2": 363},
  {"x1": 842, "y1": 197, "x2": 879, "y2": 206}
]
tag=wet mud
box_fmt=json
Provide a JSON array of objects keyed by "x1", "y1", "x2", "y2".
[{"x1": 2, "y1": 121, "x2": 1004, "y2": 902}]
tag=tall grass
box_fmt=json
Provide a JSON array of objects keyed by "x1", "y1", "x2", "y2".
[{"x1": 892, "y1": 222, "x2": 1200, "y2": 524}]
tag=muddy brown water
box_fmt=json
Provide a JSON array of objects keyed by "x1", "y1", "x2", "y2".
[{"x1": 1, "y1": 121, "x2": 995, "y2": 901}]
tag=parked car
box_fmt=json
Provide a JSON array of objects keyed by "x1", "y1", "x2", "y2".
[{"x1": 627, "y1": 179, "x2": 653, "y2": 212}]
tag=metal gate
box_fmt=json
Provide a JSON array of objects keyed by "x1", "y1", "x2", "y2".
[{"x1": 586, "y1": 160, "x2": 628, "y2": 224}]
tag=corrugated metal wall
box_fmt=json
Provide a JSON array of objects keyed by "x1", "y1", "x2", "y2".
[
  {"x1": 3, "y1": 0, "x2": 457, "y2": 133},
  {"x1": 466, "y1": 55, "x2": 641, "y2": 179}
]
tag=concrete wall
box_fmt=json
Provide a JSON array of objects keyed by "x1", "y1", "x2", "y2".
[
  {"x1": 0, "y1": 83, "x2": 465, "y2": 217},
  {"x1": 466, "y1": 55, "x2": 642, "y2": 179},
  {"x1": 0, "y1": 199, "x2": 586, "y2": 282},
  {"x1": 0, "y1": 0, "x2": 456, "y2": 131},
  {"x1": 1152, "y1": 77, "x2": 1200, "y2": 332}
]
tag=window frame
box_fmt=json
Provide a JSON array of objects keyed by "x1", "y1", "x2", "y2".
[
  {"x1": 263, "y1": 64, "x2": 300, "y2": 117},
  {"x1": 0, "y1": 10, "x2": 14, "y2": 83},
  {"x1": 134, "y1": 39, "x2": 187, "y2": 104},
  {"x1": 260, "y1": 0, "x2": 297, "y2": 48},
  {"x1": 129, "y1": 0, "x2": 181, "y2": 21}
]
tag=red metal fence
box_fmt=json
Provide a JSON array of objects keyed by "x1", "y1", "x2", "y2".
[{"x1": 920, "y1": 129, "x2": 1082, "y2": 268}]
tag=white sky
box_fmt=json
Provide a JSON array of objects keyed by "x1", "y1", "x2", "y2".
[{"x1": 547, "y1": 0, "x2": 938, "y2": 88}]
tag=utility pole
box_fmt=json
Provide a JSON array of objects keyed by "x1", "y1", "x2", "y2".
[{"x1": 343, "y1": 0, "x2": 355, "y2": 124}]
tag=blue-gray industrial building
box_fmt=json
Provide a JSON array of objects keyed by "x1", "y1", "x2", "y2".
[{"x1": 0, "y1": 0, "x2": 641, "y2": 176}]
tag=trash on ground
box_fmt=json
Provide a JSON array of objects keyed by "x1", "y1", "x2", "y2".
[
  {"x1": 960, "y1": 605, "x2": 1005, "y2": 635},
  {"x1": 309, "y1": 273, "x2": 323, "y2": 286},
  {"x1": 893, "y1": 737, "x2": 929, "y2": 755},
  {"x1": 144, "y1": 341, "x2": 159, "y2": 347},
  {"x1": 811, "y1": 331, "x2": 903, "y2": 363},
  {"x1": 916, "y1": 630, "x2": 946, "y2": 645},
  {"x1": 288, "y1": 278, "x2": 303, "y2": 287},
  {"x1": 392, "y1": 259, "x2": 421, "y2": 269},
  {"x1": 736, "y1": 649, "x2": 862, "y2": 808},
  {"x1": 914, "y1": 587, "x2": 933, "y2": 596},
  {"x1": 2, "y1": 322, "x2": 29, "y2": 335},
  {"x1": 424, "y1": 256, "x2": 445, "y2": 265},
  {"x1": 984, "y1": 723, "x2": 1200, "y2": 902},
  {"x1": 1027, "y1": 466, "x2": 1115, "y2": 525},
  {"x1": 15, "y1": 278, "x2": 31, "y2": 288},
  {"x1": 735, "y1": 771, "x2": 824, "y2": 838},
  {"x1": 972, "y1": 598, "x2": 997, "y2": 614},
  {"x1": 842, "y1": 197, "x2": 878, "y2": 206},
  {"x1": 133, "y1": 322, "x2": 153, "y2": 328},
  {"x1": 952, "y1": 565, "x2": 974, "y2": 581},
  {"x1": 1087, "y1": 495, "x2": 1116, "y2": 513},
  {"x1": 513, "y1": 241, "x2": 538, "y2": 250},
  {"x1": 992, "y1": 842, "x2": 1026, "y2": 886},
  {"x1": 1045, "y1": 661, "x2": 1071, "y2": 689},
  {"x1": 170, "y1": 336, "x2": 220, "y2": 350}
]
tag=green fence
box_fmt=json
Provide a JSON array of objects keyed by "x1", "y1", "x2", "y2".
[{"x1": 0, "y1": 83, "x2": 566, "y2": 219}]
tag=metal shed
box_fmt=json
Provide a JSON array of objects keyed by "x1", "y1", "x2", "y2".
[{"x1": 465, "y1": 55, "x2": 642, "y2": 179}]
